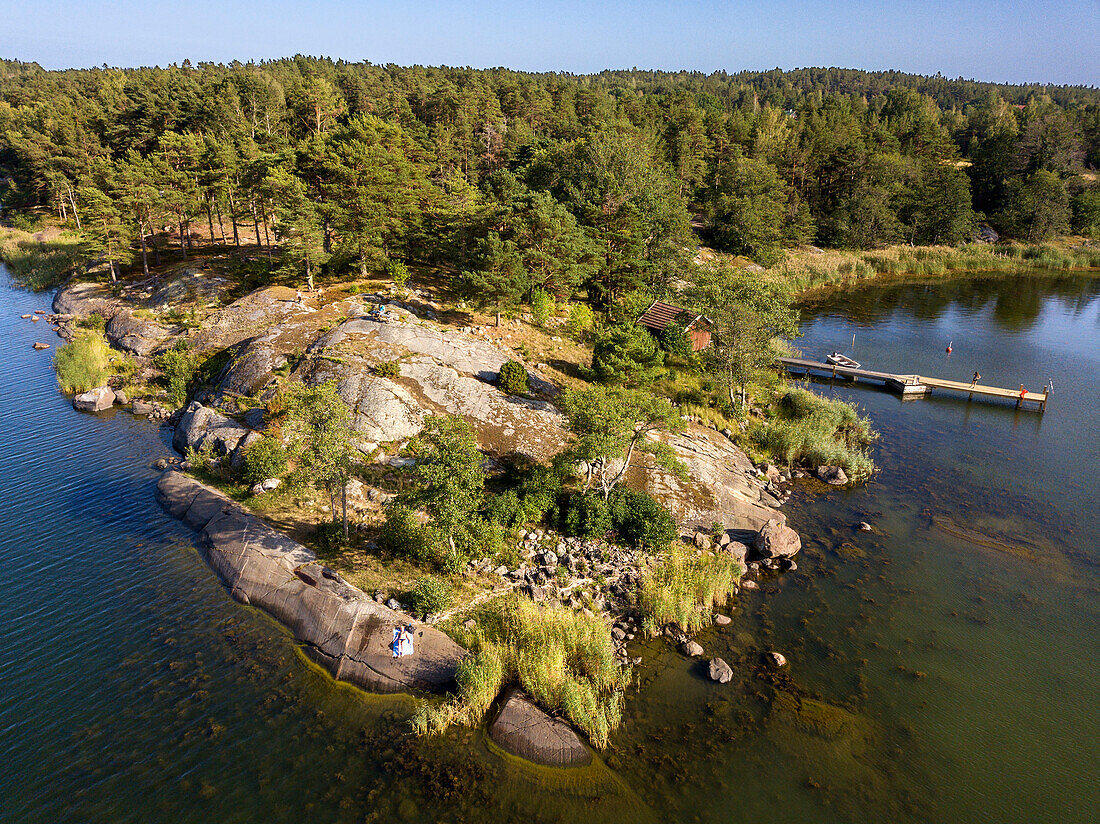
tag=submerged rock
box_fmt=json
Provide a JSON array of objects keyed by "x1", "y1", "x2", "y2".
[
  {"x1": 488, "y1": 689, "x2": 591, "y2": 767},
  {"x1": 764, "y1": 651, "x2": 788, "y2": 669},
  {"x1": 72, "y1": 386, "x2": 115, "y2": 412}
]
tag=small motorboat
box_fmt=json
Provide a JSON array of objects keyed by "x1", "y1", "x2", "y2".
[{"x1": 826, "y1": 352, "x2": 861, "y2": 369}]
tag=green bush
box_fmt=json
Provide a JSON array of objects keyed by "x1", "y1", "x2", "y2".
[
  {"x1": 374, "y1": 360, "x2": 401, "y2": 378},
  {"x1": 315, "y1": 522, "x2": 348, "y2": 554},
  {"x1": 53, "y1": 333, "x2": 112, "y2": 393},
  {"x1": 497, "y1": 359, "x2": 529, "y2": 395},
  {"x1": 379, "y1": 502, "x2": 429, "y2": 559},
  {"x1": 567, "y1": 303, "x2": 593, "y2": 338},
  {"x1": 240, "y1": 437, "x2": 289, "y2": 485},
  {"x1": 753, "y1": 388, "x2": 876, "y2": 480},
  {"x1": 591, "y1": 323, "x2": 665, "y2": 386},
  {"x1": 610, "y1": 488, "x2": 677, "y2": 551},
  {"x1": 412, "y1": 597, "x2": 630, "y2": 747},
  {"x1": 407, "y1": 576, "x2": 454, "y2": 616},
  {"x1": 153, "y1": 342, "x2": 198, "y2": 406},
  {"x1": 530, "y1": 288, "x2": 553, "y2": 327},
  {"x1": 659, "y1": 323, "x2": 694, "y2": 359},
  {"x1": 561, "y1": 492, "x2": 613, "y2": 539},
  {"x1": 387, "y1": 259, "x2": 410, "y2": 288}
]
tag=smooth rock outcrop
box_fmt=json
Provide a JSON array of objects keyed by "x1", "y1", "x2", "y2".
[
  {"x1": 173, "y1": 401, "x2": 251, "y2": 455},
  {"x1": 72, "y1": 386, "x2": 115, "y2": 412},
  {"x1": 753, "y1": 519, "x2": 802, "y2": 559},
  {"x1": 156, "y1": 472, "x2": 465, "y2": 693},
  {"x1": 488, "y1": 689, "x2": 591, "y2": 767},
  {"x1": 105, "y1": 309, "x2": 171, "y2": 356}
]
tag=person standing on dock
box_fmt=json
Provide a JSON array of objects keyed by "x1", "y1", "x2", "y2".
[
  {"x1": 1019, "y1": 384, "x2": 1028, "y2": 401},
  {"x1": 971, "y1": 371, "x2": 981, "y2": 387}
]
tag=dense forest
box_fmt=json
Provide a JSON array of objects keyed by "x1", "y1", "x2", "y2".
[{"x1": 1, "y1": 57, "x2": 1098, "y2": 303}]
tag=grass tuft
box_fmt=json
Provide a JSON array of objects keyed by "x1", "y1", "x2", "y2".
[
  {"x1": 417, "y1": 597, "x2": 629, "y2": 748},
  {"x1": 637, "y1": 546, "x2": 744, "y2": 637}
]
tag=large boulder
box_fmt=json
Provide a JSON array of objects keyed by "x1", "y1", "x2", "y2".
[
  {"x1": 488, "y1": 689, "x2": 591, "y2": 767},
  {"x1": 156, "y1": 472, "x2": 466, "y2": 694},
  {"x1": 72, "y1": 386, "x2": 115, "y2": 412},
  {"x1": 753, "y1": 519, "x2": 802, "y2": 559},
  {"x1": 173, "y1": 401, "x2": 252, "y2": 455},
  {"x1": 105, "y1": 309, "x2": 171, "y2": 356}
]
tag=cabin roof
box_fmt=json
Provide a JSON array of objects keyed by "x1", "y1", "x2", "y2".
[{"x1": 636, "y1": 300, "x2": 709, "y2": 333}]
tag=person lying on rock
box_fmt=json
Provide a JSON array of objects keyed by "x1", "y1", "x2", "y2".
[{"x1": 391, "y1": 625, "x2": 415, "y2": 658}]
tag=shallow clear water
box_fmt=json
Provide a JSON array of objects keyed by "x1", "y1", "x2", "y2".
[{"x1": 1, "y1": 271, "x2": 1097, "y2": 823}]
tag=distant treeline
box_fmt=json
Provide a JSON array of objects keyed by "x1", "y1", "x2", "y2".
[{"x1": 0, "y1": 57, "x2": 1097, "y2": 302}]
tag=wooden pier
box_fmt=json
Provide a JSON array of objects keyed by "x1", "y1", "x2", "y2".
[{"x1": 778, "y1": 357, "x2": 1049, "y2": 412}]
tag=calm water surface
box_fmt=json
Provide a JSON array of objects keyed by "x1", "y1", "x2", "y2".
[{"x1": 1, "y1": 270, "x2": 1097, "y2": 823}]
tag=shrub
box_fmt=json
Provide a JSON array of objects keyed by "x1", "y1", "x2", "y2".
[
  {"x1": 753, "y1": 388, "x2": 876, "y2": 480},
  {"x1": 530, "y1": 289, "x2": 554, "y2": 327},
  {"x1": 240, "y1": 437, "x2": 288, "y2": 485},
  {"x1": 315, "y1": 522, "x2": 348, "y2": 554},
  {"x1": 561, "y1": 492, "x2": 613, "y2": 539},
  {"x1": 658, "y1": 323, "x2": 694, "y2": 359},
  {"x1": 496, "y1": 359, "x2": 529, "y2": 395},
  {"x1": 379, "y1": 502, "x2": 429, "y2": 559},
  {"x1": 610, "y1": 488, "x2": 677, "y2": 551},
  {"x1": 374, "y1": 360, "x2": 401, "y2": 378},
  {"x1": 387, "y1": 259, "x2": 410, "y2": 289},
  {"x1": 637, "y1": 547, "x2": 744, "y2": 637},
  {"x1": 567, "y1": 303, "x2": 594, "y2": 338},
  {"x1": 154, "y1": 342, "x2": 198, "y2": 406},
  {"x1": 407, "y1": 576, "x2": 454, "y2": 616},
  {"x1": 53, "y1": 333, "x2": 112, "y2": 393},
  {"x1": 591, "y1": 323, "x2": 665, "y2": 386}
]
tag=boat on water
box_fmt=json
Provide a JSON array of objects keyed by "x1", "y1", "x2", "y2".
[{"x1": 826, "y1": 352, "x2": 861, "y2": 369}]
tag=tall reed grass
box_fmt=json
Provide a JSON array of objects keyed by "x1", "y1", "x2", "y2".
[
  {"x1": 413, "y1": 596, "x2": 630, "y2": 747},
  {"x1": 636, "y1": 547, "x2": 744, "y2": 637},
  {"x1": 751, "y1": 388, "x2": 876, "y2": 480},
  {"x1": 0, "y1": 227, "x2": 87, "y2": 290},
  {"x1": 772, "y1": 242, "x2": 1100, "y2": 294}
]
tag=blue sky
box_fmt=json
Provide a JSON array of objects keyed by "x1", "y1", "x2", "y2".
[{"x1": 1, "y1": 0, "x2": 1097, "y2": 84}]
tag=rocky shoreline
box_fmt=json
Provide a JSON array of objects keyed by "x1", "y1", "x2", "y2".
[{"x1": 38, "y1": 272, "x2": 820, "y2": 768}]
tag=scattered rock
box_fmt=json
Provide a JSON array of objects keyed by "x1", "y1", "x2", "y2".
[
  {"x1": 680, "y1": 640, "x2": 704, "y2": 657},
  {"x1": 112, "y1": 389, "x2": 129, "y2": 405},
  {"x1": 72, "y1": 386, "x2": 116, "y2": 412},
  {"x1": 693, "y1": 530, "x2": 712, "y2": 550},
  {"x1": 858, "y1": 521, "x2": 873, "y2": 532},
  {"x1": 741, "y1": 579, "x2": 759, "y2": 591},
  {"x1": 753, "y1": 519, "x2": 802, "y2": 559},
  {"x1": 816, "y1": 465, "x2": 849, "y2": 485},
  {"x1": 173, "y1": 401, "x2": 251, "y2": 455},
  {"x1": 713, "y1": 614, "x2": 732, "y2": 626},
  {"x1": 764, "y1": 651, "x2": 788, "y2": 669},
  {"x1": 462, "y1": 619, "x2": 477, "y2": 631},
  {"x1": 707, "y1": 657, "x2": 733, "y2": 683},
  {"x1": 132, "y1": 400, "x2": 156, "y2": 416},
  {"x1": 32, "y1": 342, "x2": 50, "y2": 350},
  {"x1": 722, "y1": 540, "x2": 750, "y2": 564},
  {"x1": 154, "y1": 459, "x2": 169, "y2": 471},
  {"x1": 762, "y1": 463, "x2": 782, "y2": 483},
  {"x1": 251, "y1": 478, "x2": 282, "y2": 495}
]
